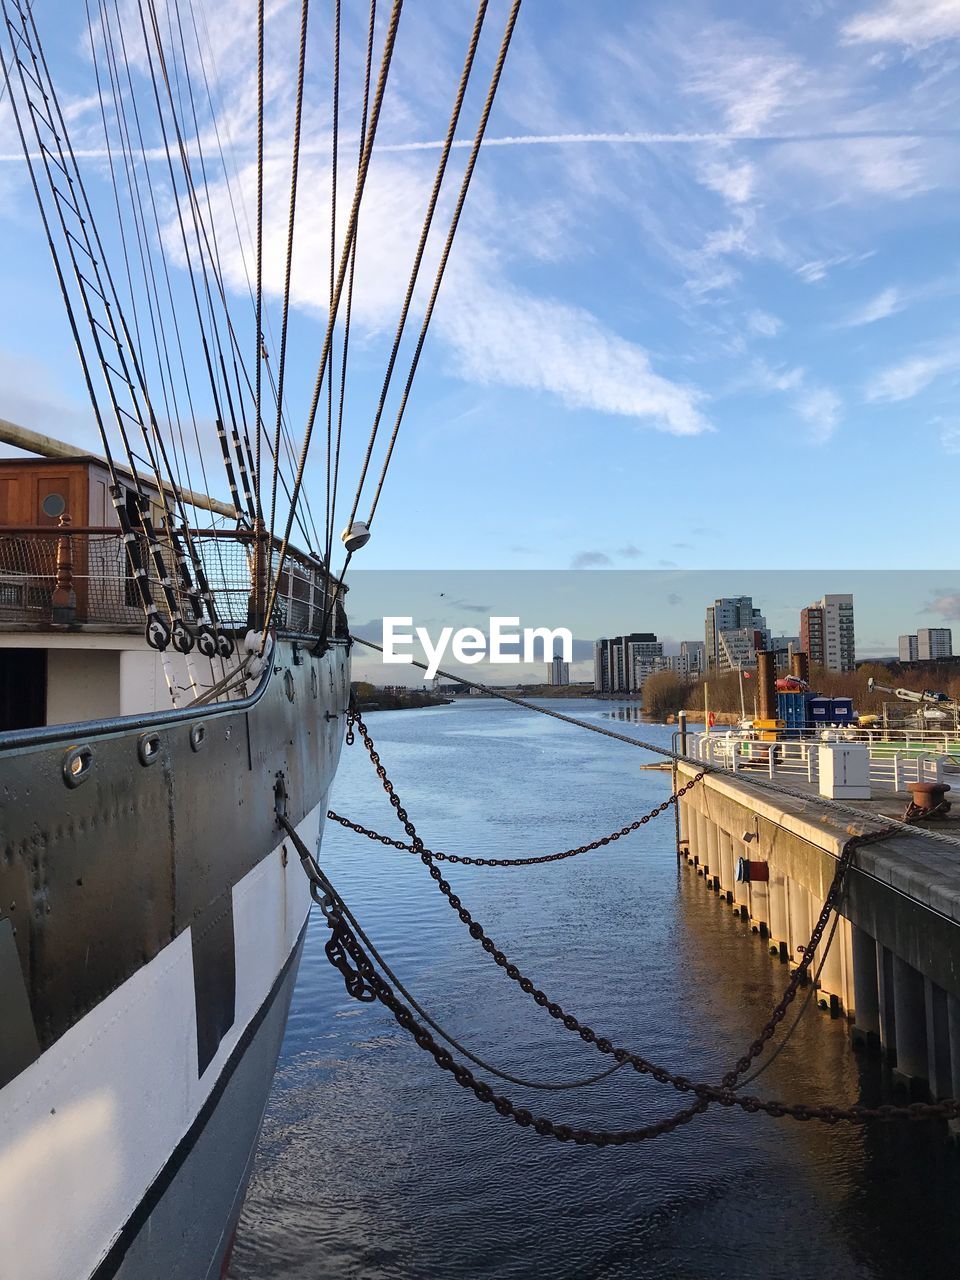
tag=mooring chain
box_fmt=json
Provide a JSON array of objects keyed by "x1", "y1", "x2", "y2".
[
  {"x1": 325, "y1": 712, "x2": 960, "y2": 1128},
  {"x1": 309, "y1": 857, "x2": 710, "y2": 1145},
  {"x1": 327, "y1": 773, "x2": 704, "y2": 868}
]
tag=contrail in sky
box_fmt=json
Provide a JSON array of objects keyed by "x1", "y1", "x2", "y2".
[{"x1": 0, "y1": 126, "x2": 954, "y2": 164}]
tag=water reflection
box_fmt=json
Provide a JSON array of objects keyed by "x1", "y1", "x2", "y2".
[
  {"x1": 600, "y1": 703, "x2": 646, "y2": 723},
  {"x1": 232, "y1": 699, "x2": 960, "y2": 1280}
]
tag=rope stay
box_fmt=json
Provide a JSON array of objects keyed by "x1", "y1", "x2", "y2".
[
  {"x1": 326, "y1": 0, "x2": 377, "y2": 592},
  {"x1": 5, "y1": 0, "x2": 527, "y2": 657},
  {"x1": 260, "y1": 0, "x2": 404, "y2": 642},
  {"x1": 344, "y1": 0, "x2": 492, "y2": 538},
  {"x1": 1, "y1": 0, "x2": 186, "y2": 656}
]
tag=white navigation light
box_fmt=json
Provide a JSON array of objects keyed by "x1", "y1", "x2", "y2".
[{"x1": 342, "y1": 521, "x2": 371, "y2": 553}]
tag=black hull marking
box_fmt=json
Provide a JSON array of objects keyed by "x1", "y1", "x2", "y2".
[
  {"x1": 192, "y1": 895, "x2": 237, "y2": 1077},
  {"x1": 0, "y1": 917, "x2": 40, "y2": 1088},
  {"x1": 90, "y1": 917, "x2": 308, "y2": 1280}
]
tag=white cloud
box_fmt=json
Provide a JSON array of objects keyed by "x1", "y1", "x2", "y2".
[
  {"x1": 795, "y1": 386, "x2": 842, "y2": 442},
  {"x1": 441, "y1": 270, "x2": 710, "y2": 435},
  {"x1": 699, "y1": 158, "x2": 756, "y2": 205},
  {"x1": 796, "y1": 251, "x2": 876, "y2": 284},
  {"x1": 746, "y1": 310, "x2": 782, "y2": 337},
  {"x1": 843, "y1": 0, "x2": 960, "y2": 49},
  {"x1": 867, "y1": 350, "x2": 959, "y2": 401},
  {"x1": 187, "y1": 150, "x2": 710, "y2": 436},
  {"x1": 686, "y1": 36, "x2": 805, "y2": 135},
  {"x1": 776, "y1": 136, "x2": 934, "y2": 200},
  {"x1": 939, "y1": 423, "x2": 960, "y2": 453},
  {"x1": 748, "y1": 359, "x2": 805, "y2": 393},
  {"x1": 842, "y1": 286, "x2": 903, "y2": 326}
]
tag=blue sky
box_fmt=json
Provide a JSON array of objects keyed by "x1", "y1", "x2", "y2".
[
  {"x1": 1, "y1": 0, "x2": 959, "y2": 588},
  {"x1": 345, "y1": 570, "x2": 960, "y2": 681}
]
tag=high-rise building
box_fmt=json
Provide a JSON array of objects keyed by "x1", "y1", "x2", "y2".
[
  {"x1": 917, "y1": 628, "x2": 953, "y2": 661},
  {"x1": 899, "y1": 634, "x2": 919, "y2": 662},
  {"x1": 705, "y1": 597, "x2": 769, "y2": 670},
  {"x1": 769, "y1": 635, "x2": 800, "y2": 671},
  {"x1": 800, "y1": 594, "x2": 855, "y2": 672},
  {"x1": 594, "y1": 633, "x2": 665, "y2": 694},
  {"x1": 547, "y1": 654, "x2": 570, "y2": 686},
  {"x1": 670, "y1": 640, "x2": 705, "y2": 679}
]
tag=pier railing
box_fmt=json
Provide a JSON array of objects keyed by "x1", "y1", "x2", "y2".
[
  {"x1": 0, "y1": 527, "x2": 345, "y2": 640},
  {"x1": 685, "y1": 730, "x2": 951, "y2": 793}
]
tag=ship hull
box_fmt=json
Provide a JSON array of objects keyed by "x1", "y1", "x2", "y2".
[
  {"x1": 0, "y1": 636, "x2": 350, "y2": 1279},
  {"x1": 104, "y1": 922, "x2": 306, "y2": 1280}
]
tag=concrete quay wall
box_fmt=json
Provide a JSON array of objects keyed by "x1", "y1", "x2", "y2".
[{"x1": 677, "y1": 762, "x2": 960, "y2": 1100}]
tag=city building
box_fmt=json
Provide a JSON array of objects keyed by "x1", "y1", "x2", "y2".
[
  {"x1": 547, "y1": 654, "x2": 570, "y2": 686},
  {"x1": 594, "y1": 633, "x2": 665, "y2": 694},
  {"x1": 899, "y1": 634, "x2": 919, "y2": 663},
  {"x1": 769, "y1": 635, "x2": 800, "y2": 671},
  {"x1": 917, "y1": 628, "x2": 953, "y2": 661},
  {"x1": 669, "y1": 640, "x2": 706, "y2": 679},
  {"x1": 705, "y1": 597, "x2": 769, "y2": 671},
  {"x1": 718, "y1": 628, "x2": 762, "y2": 671},
  {"x1": 800, "y1": 594, "x2": 855, "y2": 672}
]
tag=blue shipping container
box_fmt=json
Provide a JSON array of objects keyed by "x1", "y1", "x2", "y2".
[
  {"x1": 809, "y1": 696, "x2": 856, "y2": 724},
  {"x1": 777, "y1": 691, "x2": 810, "y2": 728}
]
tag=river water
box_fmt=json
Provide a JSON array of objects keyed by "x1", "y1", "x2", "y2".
[{"x1": 231, "y1": 698, "x2": 960, "y2": 1280}]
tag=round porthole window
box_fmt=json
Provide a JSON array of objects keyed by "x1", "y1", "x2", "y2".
[{"x1": 41, "y1": 493, "x2": 66, "y2": 519}]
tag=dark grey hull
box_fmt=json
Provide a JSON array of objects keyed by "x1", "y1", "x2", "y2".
[{"x1": 0, "y1": 637, "x2": 350, "y2": 1280}]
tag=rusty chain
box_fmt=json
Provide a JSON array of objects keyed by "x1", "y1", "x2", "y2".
[
  {"x1": 327, "y1": 772, "x2": 704, "y2": 867},
  {"x1": 318, "y1": 711, "x2": 960, "y2": 1131}
]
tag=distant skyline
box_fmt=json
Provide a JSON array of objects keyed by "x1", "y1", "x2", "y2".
[
  {"x1": 1, "y1": 2, "x2": 959, "y2": 576},
  {"x1": 345, "y1": 570, "x2": 960, "y2": 683}
]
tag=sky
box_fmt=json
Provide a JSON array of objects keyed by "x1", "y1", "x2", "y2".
[
  {"x1": 1, "y1": 0, "x2": 959, "y2": 642},
  {"x1": 344, "y1": 570, "x2": 960, "y2": 682}
]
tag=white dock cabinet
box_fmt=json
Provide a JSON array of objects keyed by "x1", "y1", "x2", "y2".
[{"x1": 818, "y1": 742, "x2": 870, "y2": 799}]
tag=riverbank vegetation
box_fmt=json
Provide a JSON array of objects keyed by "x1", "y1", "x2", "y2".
[
  {"x1": 351, "y1": 682, "x2": 452, "y2": 711},
  {"x1": 640, "y1": 662, "x2": 960, "y2": 722}
]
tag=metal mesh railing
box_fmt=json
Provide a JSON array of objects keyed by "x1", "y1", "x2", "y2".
[{"x1": 0, "y1": 529, "x2": 343, "y2": 639}]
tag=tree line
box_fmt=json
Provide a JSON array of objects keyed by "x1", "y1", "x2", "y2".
[{"x1": 640, "y1": 662, "x2": 960, "y2": 722}]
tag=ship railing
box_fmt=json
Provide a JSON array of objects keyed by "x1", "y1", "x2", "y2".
[
  {"x1": 685, "y1": 729, "x2": 952, "y2": 795},
  {"x1": 0, "y1": 527, "x2": 345, "y2": 641}
]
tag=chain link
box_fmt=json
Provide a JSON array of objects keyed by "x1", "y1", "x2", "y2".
[
  {"x1": 328, "y1": 772, "x2": 704, "y2": 867},
  {"x1": 320, "y1": 711, "x2": 960, "y2": 1133}
]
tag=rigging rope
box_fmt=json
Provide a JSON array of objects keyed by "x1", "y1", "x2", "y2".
[
  {"x1": 324, "y1": 0, "x2": 341, "y2": 596},
  {"x1": 183, "y1": 0, "x2": 320, "y2": 552},
  {"x1": 3, "y1": 0, "x2": 184, "y2": 653},
  {"x1": 261, "y1": 0, "x2": 404, "y2": 641},
  {"x1": 361, "y1": 0, "x2": 522, "y2": 531},
  {"x1": 344, "y1": 0, "x2": 491, "y2": 537},
  {"x1": 253, "y1": 0, "x2": 265, "y2": 616},
  {"x1": 326, "y1": 0, "x2": 377, "y2": 586},
  {"x1": 267, "y1": 0, "x2": 311, "y2": 566}
]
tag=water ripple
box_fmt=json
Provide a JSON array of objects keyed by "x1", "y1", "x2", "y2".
[{"x1": 232, "y1": 700, "x2": 960, "y2": 1280}]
